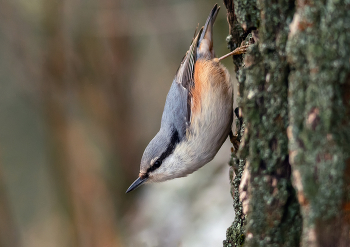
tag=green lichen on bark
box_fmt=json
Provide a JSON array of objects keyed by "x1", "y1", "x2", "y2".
[
  {"x1": 223, "y1": 32, "x2": 256, "y2": 247},
  {"x1": 223, "y1": 125, "x2": 246, "y2": 247},
  {"x1": 233, "y1": 0, "x2": 260, "y2": 32},
  {"x1": 287, "y1": 0, "x2": 350, "y2": 245},
  {"x1": 224, "y1": 0, "x2": 350, "y2": 246},
  {"x1": 224, "y1": 0, "x2": 251, "y2": 72},
  {"x1": 223, "y1": 1, "x2": 261, "y2": 246},
  {"x1": 231, "y1": 0, "x2": 302, "y2": 246}
]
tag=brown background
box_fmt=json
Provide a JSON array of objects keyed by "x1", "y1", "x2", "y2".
[{"x1": 0, "y1": 0, "x2": 237, "y2": 246}]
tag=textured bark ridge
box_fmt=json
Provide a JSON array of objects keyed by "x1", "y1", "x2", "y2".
[
  {"x1": 223, "y1": 1, "x2": 253, "y2": 245},
  {"x1": 224, "y1": 113, "x2": 246, "y2": 247},
  {"x1": 224, "y1": 0, "x2": 350, "y2": 246},
  {"x1": 287, "y1": 1, "x2": 350, "y2": 246}
]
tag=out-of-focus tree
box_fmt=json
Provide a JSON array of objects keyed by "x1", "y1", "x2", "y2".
[{"x1": 0, "y1": 0, "x2": 234, "y2": 246}]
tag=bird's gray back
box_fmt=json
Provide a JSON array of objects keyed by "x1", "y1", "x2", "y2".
[{"x1": 160, "y1": 79, "x2": 189, "y2": 140}]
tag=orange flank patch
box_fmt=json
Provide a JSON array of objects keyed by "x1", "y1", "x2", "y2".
[
  {"x1": 192, "y1": 62, "x2": 205, "y2": 116},
  {"x1": 191, "y1": 60, "x2": 230, "y2": 118}
]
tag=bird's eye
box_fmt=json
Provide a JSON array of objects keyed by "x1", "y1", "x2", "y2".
[{"x1": 154, "y1": 160, "x2": 161, "y2": 168}]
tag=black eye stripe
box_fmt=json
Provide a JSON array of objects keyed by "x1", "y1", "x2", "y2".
[
  {"x1": 158, "y1": 129, "x2": 180, "y2": 161},
  {"x1": 146, "y1": 128, "x2": 180, "y2": 174}
]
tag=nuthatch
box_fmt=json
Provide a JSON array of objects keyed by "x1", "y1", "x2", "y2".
[{"x1": 126, "y1": 4, "x2": 248, "y2": 193}]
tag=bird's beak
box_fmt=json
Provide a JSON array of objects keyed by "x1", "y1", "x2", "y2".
[{"x1": 126, "y1": 176, "x2": 148, "y2": 193}]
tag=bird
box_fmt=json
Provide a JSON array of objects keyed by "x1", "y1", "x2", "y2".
[{"x1": 126, "y1": 4, "x2": 248, "y2": 193}]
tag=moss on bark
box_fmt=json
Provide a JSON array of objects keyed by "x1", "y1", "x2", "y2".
[
  {"x1": 239, "y1": 2, "x2": 303, "y2": 246},
  {"x1": 224, "y1": 120, "x2": 246, "y2": 247},
  {"x1": 224, "y1": 0, "x2": 303, "y2": 246},
  {"x1": 287, "y1": 0, "x2": 350, "y2": 245},
  {"x1": 223, "y1": 1, "x2": 258, "y2": 246},
  {"x1": 224, "y1": 0, "x2": 350, "y2": 245}
]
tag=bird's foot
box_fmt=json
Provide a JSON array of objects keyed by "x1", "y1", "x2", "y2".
[
  {"x1": 217, "y1": 45, "x2": 250, "y2": 62},
  {"x1": 229, "y1": 131, "x2": 240, "y2": 152}
]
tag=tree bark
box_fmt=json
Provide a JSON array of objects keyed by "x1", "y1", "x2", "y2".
[
  {"x1": 224, "y1": 0, "x2": 350, "y2": 246},
  {"x1": 287, "y1": 1, "x2": 350, "y2": 246}
]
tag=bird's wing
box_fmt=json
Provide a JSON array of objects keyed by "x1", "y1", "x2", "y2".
[
  {"x1": 174, "y1": 28, "x2": 203, "y2": 125},
  {"x1": 176, "y1": 28, "x2": 202, "y2": 90},
  {"x1": 161, "y1": 4, "x2": 219, "y2": 138},
  {"x1": 161, "y1": 30, "x2": 202, "y2": 139}
]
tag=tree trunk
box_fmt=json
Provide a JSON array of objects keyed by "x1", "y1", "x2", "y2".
[{"x1": 223, "y1": 0, "x2": 350, "y2": 246}]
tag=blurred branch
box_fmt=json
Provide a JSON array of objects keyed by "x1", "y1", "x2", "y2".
[
  {"x1": 0, "y1": 166, "x2": 20, "y2": 247},
  {"x1": 41, "y1": 0, "x2": 125, "y2": 246}
]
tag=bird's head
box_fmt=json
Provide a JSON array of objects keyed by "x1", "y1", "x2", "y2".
[{"x1": 126, "y1": 128, "x2": 180, "y2": 193}]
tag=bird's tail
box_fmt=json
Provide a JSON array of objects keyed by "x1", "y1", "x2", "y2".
[{"x1": 197, "y1": 4, "x2": 220, "y2": 59}]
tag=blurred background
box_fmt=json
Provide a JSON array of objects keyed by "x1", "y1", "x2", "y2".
[{"x1": 0, "y1": 0, "x2": 238, "y2": 246}]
